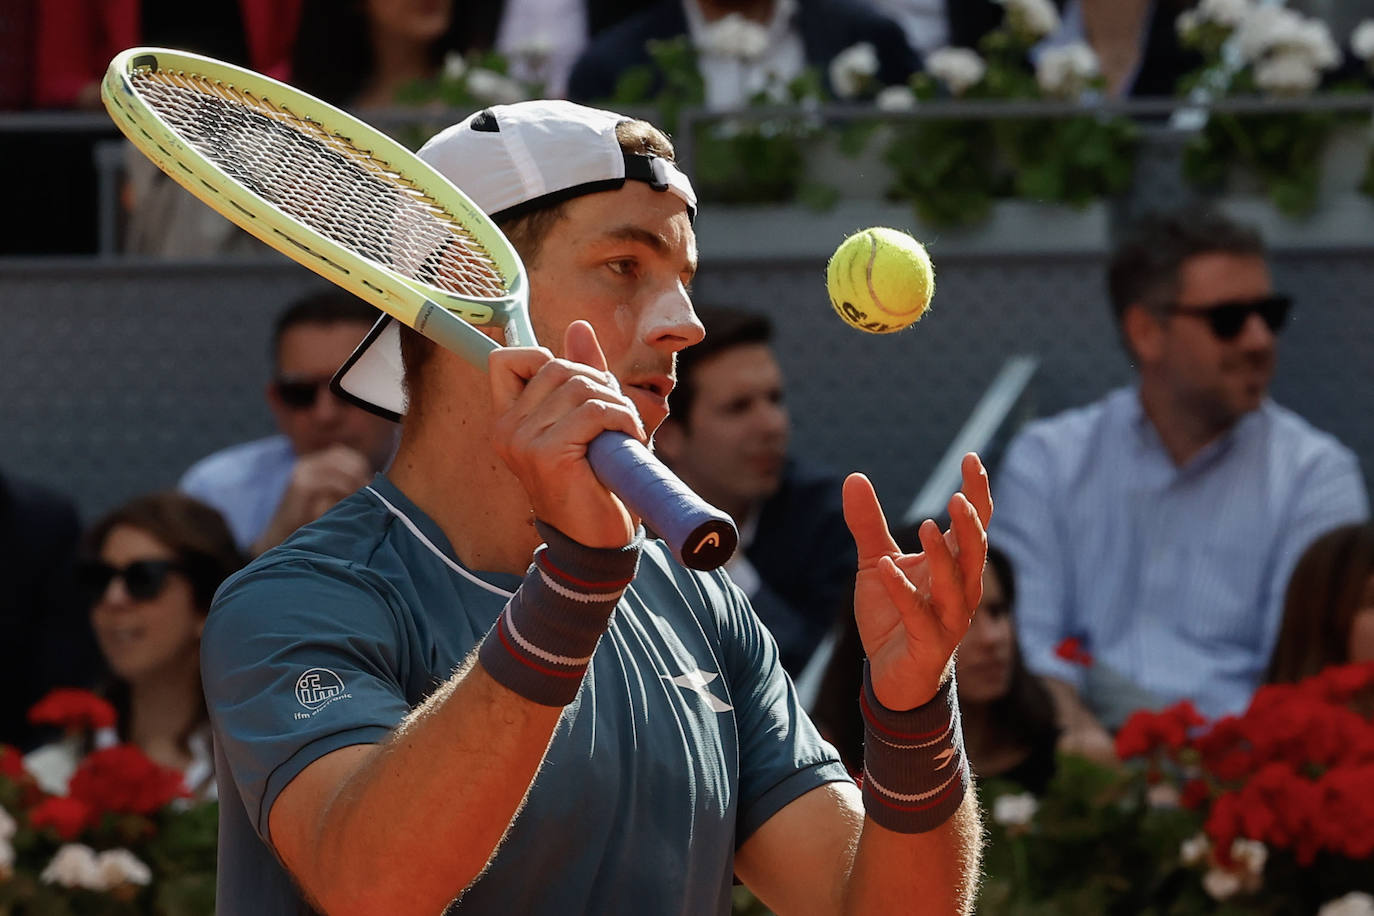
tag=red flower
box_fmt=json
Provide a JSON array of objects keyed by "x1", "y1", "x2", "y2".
[
  {"x1": 29, "y1": 795, "x2": 94, "y2": 840},
  {"x1": 1114, "y1": 701, "x2": 1207, "y2": 761},
  {"x1": 1180, "y1": 778, "x2": 1211, "y2": 810},
  {"x1": 1300, "y1": 661, "x2": 1374, "y2": 705},
  {"x1": 0, "y1": 743, "x2": 26, "y2": 782},
  {"x1": 1053, "y1": 637, "x2": 1094, "y2": 667},
  {"x1": 28, "y1": 688, "x2": 117, "y2": 732},
  {"x1": 68, "y1": 745, "x2": 188, "y2": 817}
]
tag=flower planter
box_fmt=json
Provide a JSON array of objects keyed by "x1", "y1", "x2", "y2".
[{"x1": 696, "y1": 198, "x2": 1111, "y2": 262}]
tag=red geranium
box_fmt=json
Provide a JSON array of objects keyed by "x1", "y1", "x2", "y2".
[
  {"x1": 1115, "y1": 700, "x2": 1207, "y2": 760},
  {"x1": 0, "y1": 743, "x2": 26, "y2": 782},
  {"x1": 67, "y1": 745, "x2": 188, "y2": 817},
  {"x1": 27, "y1": 688, "x2": 117, "y2": 732},
  {"x1": 28, "y1": 795, "x2": 94, "y2": 841},
  {"x1": 1053, "y1": 637, "x2": 1094, "y2": 667}
]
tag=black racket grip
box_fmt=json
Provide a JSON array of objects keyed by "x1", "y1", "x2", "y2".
[{"x1": 586, "y1": 431, "x2": 738, "y2": 570}]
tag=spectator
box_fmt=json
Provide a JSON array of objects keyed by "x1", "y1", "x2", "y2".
[
  {"x1": 811, "y1": 542, "x2": 1059, "y2": 793},
  {"x1": 956, "y1": 545, "x2": 1060, "y2": 793},
  {"x1": 1267, "y1": 523, "x2": 1374, "y2": 684},
  {"x1": 1033, "y1": 0, "x2": 1201, "y2": 98},
  {"x1": 34, "y1": 0, "x2": 301, "y2": 110},
  {"x1": 0, "y1": 470, "x2": 100, "y2": 751},
  {"x1": 993, "y1": 205, "x2": 1369, "y2": 762},
  {"x1": 567, "y1": 0, "x2": 920, "y2": 107},
  {"x1": 179, "y1": 289, "x2": 397, "y2": 555},
  {"x1": 291, "y1": 0, "x2": 464, "y2": 110},
  {"x1": 654, "y1": 305, "x2": 855, "y2": 678},
  {"x1": 26, "y1": 492, "x2": 243, "y2": 800},
  {"x1": 461, "y1": 0, "x2": 661, "y2": 97}
]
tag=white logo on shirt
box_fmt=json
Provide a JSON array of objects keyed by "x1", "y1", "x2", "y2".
[
  {"x1": 663, "y1": 668, "x2": 733, "y2": 713},
  {"x1": 295, "y1": 668, "x2": 349, "y2": 713}
]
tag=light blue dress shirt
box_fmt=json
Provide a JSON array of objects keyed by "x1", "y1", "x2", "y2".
[
  {"x1": 179, "y1": 435, "x2": 297, "y2": 551},
  {"x1": 993, "y1": 388, "x2": 1369, "y2": 721}
]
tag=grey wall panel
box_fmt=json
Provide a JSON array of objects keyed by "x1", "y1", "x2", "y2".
[{"x1": 2, "y1": 238, "x2": 1371, "y2": 529}]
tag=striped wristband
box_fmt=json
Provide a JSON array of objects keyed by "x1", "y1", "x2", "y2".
[
  {"x1": 478, "y1": 521, "x2": 642, "y2": 707},
  {"x1": 860, "y1": 662, "x2": 969, "y2": 833}
]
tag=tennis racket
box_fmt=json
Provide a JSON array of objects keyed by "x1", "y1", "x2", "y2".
[{"x1": 101, "y1": 47, "x2": 737, "y2": 571}]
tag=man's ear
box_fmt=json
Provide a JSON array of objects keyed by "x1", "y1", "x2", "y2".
[
  {"x1": 1122, "y1": 303, "x2": 1164, "y2": 365},
  {"x1": 654, "y1": 417, "x2": 685, "y2": 464}
]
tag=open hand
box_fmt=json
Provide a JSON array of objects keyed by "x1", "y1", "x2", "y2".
[{"x1": 843, "y1": 453, "x2": 992, "y2": 710}]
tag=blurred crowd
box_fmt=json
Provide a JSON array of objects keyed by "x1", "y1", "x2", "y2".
[{"x1": 5, "y1": 0, "x2": 1374, "y2": 256}]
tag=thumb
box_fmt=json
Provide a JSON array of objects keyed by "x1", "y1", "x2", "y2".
[{"x1": 564, "y1": 320, "x2": 610, "y2": 372}]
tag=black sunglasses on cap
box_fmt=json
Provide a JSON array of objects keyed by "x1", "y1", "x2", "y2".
[
  {"x1": 1162, "y1": 294, "x2": 1292, "y2": 341},
  {"x1": 273, "y1": 376, "x2": 333, "y2": 411},
  {"x1": 77, "y1": 559, "x2": 185, "y2": 601}
]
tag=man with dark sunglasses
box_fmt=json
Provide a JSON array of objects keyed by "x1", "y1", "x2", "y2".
[
  {"x1": 180, "y1": 290, "x2": 397, "y2": 555},
  {"x1": 992, "y1": 205, "x2": 1368, "y2": 764}
]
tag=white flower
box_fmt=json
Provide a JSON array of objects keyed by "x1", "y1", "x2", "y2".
[
  {"x1": 442, "y1": 51, "x2": 467, "y2": 82},
  {"x1": 1197, "y1": 0, "x2": 1254, "y2": 29},
  {"x1": 1035, "y1": 42, "x2": 1100, "y2": 98},
  {"x1": 1234, "y1": 6, "x2": 1306, "y2": 63},
  {"x1": 1202, "y1": 866, "x2": 1243, "y2": 900},
  {"x1": 1005, "y1": 0, "x2": 1060, "y2": 40},
  {"x1": 1179, "y1": 833, "x2": 1211, "y2": 866},
  {"x1": 875, "y1": 85, "x2": 917, "y2": 111},
  {"x1": 1176, "y1": 9, "x2": 1200, "y2": 39},
  {"x1": 926, "y1": 47, "x2": 987, "y2": 96},
  {"x1": 41, "y1": 844, "x2": 102, "y2": 890},
  {"x1": 1230, "y1": 838, "x2": 1267, "y2": 877},
  {"x1": 1353, "y1": 20, "x2": 1374, "y2": 62},
  {"x1": 0, "y1": 836, "x2": 14, "y2": 877},
  {"x1": 697, "y1": 13, "x2": 770, "y2": 61},
  {"x1": 992, "y1": 792, "x2": 1038, "y2": 827},
  {"x1": 829, "y1": 42, "x2": 880, "y2": 99},
  {"x1": 1146, "y1": 782, "x2": 1181, "y2": 808},
  {"x1": 94, "y1": 848, "x2": 152, "y2": 889},
  {"x1": 0, "y1": 806, "x2": 15, "y2": 842},
  {"x1": 1254, "y1": 49, "x2": 1322, "y2": 95},
  {"x1": 464, "y1": 69, "x2": 527, "y2": 105},
  {"x1": 1319, "y1": 892, "x2": 1374, "y2": 916}
]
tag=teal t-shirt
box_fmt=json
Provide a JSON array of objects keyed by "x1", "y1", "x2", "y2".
[{"x1": 202, "y1": 476, "x2": 850, "y2": 915}]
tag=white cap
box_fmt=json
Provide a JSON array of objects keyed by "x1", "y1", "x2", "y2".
[{"x1": 331, "y1": 100, "x2": 697, "y2": 421}]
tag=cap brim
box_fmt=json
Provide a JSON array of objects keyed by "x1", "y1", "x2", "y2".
[{"x1": 330, "y1": 315, "x2": 406, "y2": 422}]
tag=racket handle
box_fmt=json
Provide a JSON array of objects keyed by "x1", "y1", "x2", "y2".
[{"x1": 586, "y1": 432, "x2": 738, "y2": 571}]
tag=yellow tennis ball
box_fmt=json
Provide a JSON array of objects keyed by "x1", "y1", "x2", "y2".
[{"x1": 826, "y1": 227, "x2": 935, "y2": 334}]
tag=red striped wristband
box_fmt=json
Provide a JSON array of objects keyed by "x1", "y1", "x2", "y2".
[
  {"x1": 478, "y1": 521, "x2": 641, "y2": 706},
  {"x1": 860, "y1": 662, "x2": 969, "y2": 833}
]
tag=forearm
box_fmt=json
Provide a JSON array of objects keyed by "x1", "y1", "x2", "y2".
[
  {"x1": 1044, "y1": 676, "x2": 1103, "y2": 733},
  {"x1": 843, "y1": 792, "x2": 982, "y2": 916},
  {"x1": 305, "y1": 659, "x2": 563, "y2": 914},
  {"x1": 280, "y1": 522, "x2": 641, "y2": 915}
]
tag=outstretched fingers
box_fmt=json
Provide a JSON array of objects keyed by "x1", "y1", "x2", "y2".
[
  {"x1": 918, "y1": 515, "x2": 970, "y2": 636},
  {"x1": 842, "y1": 472, "x2": 900, "y2": 567}
]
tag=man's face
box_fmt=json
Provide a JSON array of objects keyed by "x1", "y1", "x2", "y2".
[
  {"x1": 659, "y1": 343, "x2": 790, "y2": 511},
  {"x1": 268, "y1": 320, "x2": 397, "y2": 467},
  {"x1": 524, "y1": 181, "x2": 704, "y2": 436},
  {"x1": 1147, "y1": 252, "x2": 1278, "y2": 428}
]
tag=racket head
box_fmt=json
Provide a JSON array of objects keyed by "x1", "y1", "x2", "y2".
[{"x1": 101, "y1": 47, "x2": 533, "y2": 350}]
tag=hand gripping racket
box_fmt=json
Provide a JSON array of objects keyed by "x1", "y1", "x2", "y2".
[{"x1": 101, "y1": 47, "x2": 737, "y2": 570}]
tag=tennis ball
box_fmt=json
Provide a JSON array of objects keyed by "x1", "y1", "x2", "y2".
[{"x1": 826, "y1": 227, "x2": 935, "y2": 334}]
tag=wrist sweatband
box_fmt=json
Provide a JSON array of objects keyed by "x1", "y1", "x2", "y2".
[
  {"x1": 478, "y1": 521, "x2": 642, "y2": 706},
  {"x1": 860, "y1": 661, "x2": 969, "y2": 833}
]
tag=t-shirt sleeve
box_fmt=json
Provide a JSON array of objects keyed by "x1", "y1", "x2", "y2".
[
  {"x1": 201, "y1": 557, "x2": 414, "y2": 846},
  {"x1": 707, "y1": 571, "x2": 852, "y2": 845}
]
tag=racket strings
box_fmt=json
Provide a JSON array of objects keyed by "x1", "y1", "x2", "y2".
[{"x1": 132, "y1": 68, "x2": 508, "y2": 301}]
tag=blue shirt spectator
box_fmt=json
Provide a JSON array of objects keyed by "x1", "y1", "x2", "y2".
[
  {"x1": 992, "y1": 205, "x2": 1369, "y2": 764},
  {"x1": 996, "y1": 388, "x2": 1368, "y2": 721}
]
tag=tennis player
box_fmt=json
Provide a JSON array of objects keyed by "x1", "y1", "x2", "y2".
[{"x1": 202, "y1": 100, "x2": 991, "y2": 915}]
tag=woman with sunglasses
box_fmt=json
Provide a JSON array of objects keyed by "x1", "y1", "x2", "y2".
[{"x1": 26, "y1": 492, "x2": 243, "y2": 799}]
